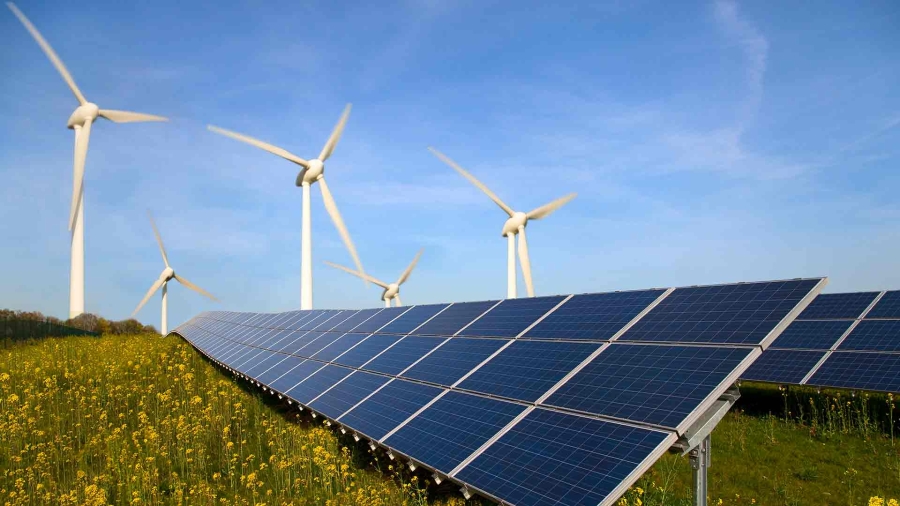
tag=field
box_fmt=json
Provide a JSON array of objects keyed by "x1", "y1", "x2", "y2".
[{"x1": 1, "y1": 334, "x2": 898, "y2": 506}]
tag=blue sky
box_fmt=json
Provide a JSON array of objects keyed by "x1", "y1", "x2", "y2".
[{"x1": 0, "y1": 0, "x2": 898, "y2": 329}]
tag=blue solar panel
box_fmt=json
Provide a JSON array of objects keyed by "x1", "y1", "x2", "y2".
[
  {"x1": 338, "y1": 379, "x2": 443, "y2": 441},
  {"x1": 458, "y1": 340, "x2": 600, "y2": 402},
  {"x1": 836, "y1": 320, "x2": 900, "y2": 352},
  {"x1": 455, "y1": 408, "x2": 671, "y2": 506},
  {"x1": 383, "y1": 392, "x2": 525, "y2": 473},
  {"x1": 334, "y1": 334, "x2": 403, "y2": 368},
  {"x1": 313, "y1": 333, "x2": 370, "y2": 362},
  {"x1": 402, "y1": 338, "x2": 508, "y2": 386},
  {"x1": 285, "y1": 364, "x2": 353, "y2": 404},
  {"x1": 741, "y1": 350, "x2": 826, "y2": 384},
  {"x1": 621, "y1": 280, "x2": 821, "y2": 345},
  {"x1": 524, "y1": 290, "x2": 665, "y2": 341},
  {"x1": 244, "y1": 351, "x2": 285, "y2": 378},
  {"x1": 353, "y1": 307, "x2": 407, "y2": 333},
  {"x1": 277, "y1": 331, "x2": 322, "y2": 355},
  {"x1": 287, "y1": 311, "x2": 327, "y2": 330},
  {"x1": 310, "y1": 311, "x2": 347, "y2": 330},
  {"x1": 377, "y1": 304, "x2": 447, "y2": 334},
  {"x1": 769, "y1": 320, "x2": 852, "y2": 350},
  {"x1": 868, "y1": 290, "x2": 900, "y2": 318},
  {"x1": 797, "y1": 292, "x2": 879, "y2": 319},
  {"x1": 269, "y1": 360, "x2": 322, "y2": 394},
  {"x1": 362, "y1": 336, "x2": 446, "y2": 376},
  {"x1": 327, "y1": 309, "x2": 378, "y2": 332},
  {"x1": 257, "y1": 355, "x2": 305, "y2": 384},
  {"x1": 308, "y1": 371, "x2": 391, "y2": 420},
  {"x1": 413, "y1": 301, "x2": 498, "y2": 336},
  {"x1": 807, "y1": 352, "x2": 900, "y2": 393},
  {"x1": 295, "y1": 332, "x2": 346, "y2": 357},
  {"x1": 457, "y1": 296, "x2": 566, "y2": 337},
  {"x1": 545, "y1": 344, "x2": 753, "y2": 429}
]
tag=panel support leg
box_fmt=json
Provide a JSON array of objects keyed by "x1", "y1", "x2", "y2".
[{"x1": 690, "y1": 435, "x2": 710, "y2": 506}]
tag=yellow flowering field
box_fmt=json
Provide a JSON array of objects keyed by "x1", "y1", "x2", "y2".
[{"x1": 0, "y1": 334, "x2": 472, "y2": 506}]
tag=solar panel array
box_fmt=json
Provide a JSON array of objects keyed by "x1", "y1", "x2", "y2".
[
  {"x1": 742, "y1": 290, "x2": 900, "y2": 393},
  {"x1": 174, "y1": 278, "x2": 824, "y2": 506}
]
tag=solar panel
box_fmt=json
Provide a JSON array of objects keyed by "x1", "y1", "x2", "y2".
[
  {"x1": 837, "y1": 320, "x2": 900, "y2": 352},
  {"x1": 768, "y1": 320, "x2": 852, "y2": 350},
  {"x1": 308, "y1": 371, "x2": 390, "y2": 420},
  {"x1": 362, "y1": 336, "x2": 446, "y2": 375},
  {"x1": 741, "y1": 349, "x2": 827, "y2": 384},
  {"x1": 457, "y1": 340, "x2": 601, "y2": 402},
  {"x1": 524, "y1": 290, "x2": 664, "y2": 341},
  {"x1": 454, "y1": 408, "x2": 673, "y2": 506},
  {"x1": 544, "y1": 344, "x2": 753, "y2": 430},
  {"x1": 401, "y1": 338, "x2": 508, "y2": 386},
  {"x1": 861, "y1": 290, "x2": 900, "y2": 319},
  {"x1": 173, "y1": 276, "x2": 826, "y2": 506},
  {"x1": 620, "y1": 280, "x2": 821, "y2": 345},
  {"x1": 383, "y1": 392, "x2": 526, "y2": 473},
  {"x1": 413, "y1": 301, "x2": 498, "y2": 336},
  {"x1": 807, "y1": 352, "x2": 900, "y2": 393},
  {"x1": 457, "y1": 296, "x2": 566, "y2": 337},
  {"x1": 338, "y1": 379, "x2": 443, "y2": 441},
  {"x1": 377, "y1": 304, "x2": 447, "y2": 334},
  {"x1": 796, "y1": 292, "x2": 879, "y2": 319}
]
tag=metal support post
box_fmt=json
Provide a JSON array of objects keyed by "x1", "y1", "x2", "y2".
[{"x1": 690, "y1": 435, "x2": 710, "y2": 506}]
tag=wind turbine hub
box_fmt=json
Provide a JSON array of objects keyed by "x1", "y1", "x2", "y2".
[
  {"x1": 162, "y1": 267, "x2": 175, "y2": 280},
  {"x1": 66, "y1": 102, "x2": 99, "y2": 129},
  {"x1": 296, "y1": 159, "x2": 325, "y2": 186},
  {"x1": 501, "y1": 212, "x2": 528, "y2": 236},
  {"x1": 383, "y1": 283, "x2": 400, "y2": 300}
]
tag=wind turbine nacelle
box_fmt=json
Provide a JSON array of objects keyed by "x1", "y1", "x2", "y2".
[
  {"x1": 162, "y1": 267, "x2": 175, "y2": 280},
  {"x1": 501, "y1": 212, "x2": 528, "y2": 236},
  {"x1": 382, "y1": 284, "x2": 400, "y2": 300},
  {"x1": 66, "y1": 103, "x2": 99, "y2": 129},
  {"x1": 296, "y1": 159, "x2": 324, "y2": 186}
]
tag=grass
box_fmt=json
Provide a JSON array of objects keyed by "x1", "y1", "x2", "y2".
[{"x1": 1, "y1": 333, "x2": 898, "y2": 506}]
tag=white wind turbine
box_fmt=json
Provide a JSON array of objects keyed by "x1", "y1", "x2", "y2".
[
  {"x1": 325, "y1": 249, "x2": 423, "y2": 307},
  {"x1": 207, "y1": 105, "x2": 365, "y2": 310},
  {"x1": 7, "y1": 3, "x2": 168, "y2": 318},
  {"x1": 132, "y1": 213, "x2": 217, "y2": 335},
  {"x1": 429, "y1": 147, "x2": 576, "y2": 298}
]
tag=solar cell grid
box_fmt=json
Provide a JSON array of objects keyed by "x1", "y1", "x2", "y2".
[
  {"x1": 257, "y1": 355, "x2": 305, "y2": 385},
  {"x1": 455, "y1": 408, "x2": 673, "y2": 506},
  {"x1": 413, "y1": 301, "x2": 498, "y2": 336},
  {"x1": 868, "y1": 290, "x2": 900, "y2": 318},
  {"x1": 458, "y1": 340, "x2": 601, "y2": 402},
  {"x1": 741, "y1": 349, "x2": 826, "y2": 384},
  {"x1": 545, "y1": 343, "x2": 753, "y2": 429},
  {"x1": 245, "y1": 351, "x2": 286, "y2": 378},
  {"x1": 277, "y1": 331, "x2": 325, "y2": 355},
  {"x1": 836, "y1": 320, "x2": 900, "y2": 352},
  {"x1": 797, "y1": 292, "x2": 879, "y2": 319},
  {"x1": 338, "y1": 379, "x2": 443, "y2": 441},
  {"x1": 383, "y1": 391, "x2": 525, "y2": 473},
  {"x1": 308, "y1": 371, "x2": 390, "y2": 420},
  {"x1": 313, "y1": 333, "x2": 370, "y2": 362},
  {"x1": 808, "y1": 352, "x2": 900, "y2": 393},
  {"x1": 457, "y1": 296, "x2": 566, "y2": 337},
  {"x1": 334, "y1": 334, "x2": 403, "y2": 368},
  {"x1": 401, "y1": 338, "x2": 508, "y2": 386},
  {"x1": 620, "y1": 280, "x2": 820, "y2": 345},
  {"x1": 362, "y1": 336, "x2": 446, "y2": 376},
  {"x1": 768, "y1": 320, "x2": 852, "y2": 350},
  {"x1": 377, "y1": 304, "x2": 447, "y2": 335},
  {"x1": 524, "y1": 289, "x2": 664, "y2": 341},
  {"x1": 269, "y1": 360, "x2": 322, "y2": 394},
  {"x1": 353, "y1": 307, "x2": 408, "y2": 333},
  {"x1": 330, "y1": 309, "x2": 381, "y2": 332},
  {"x1": 286, "y1": 364, "x2": 354, "y2": 404}
]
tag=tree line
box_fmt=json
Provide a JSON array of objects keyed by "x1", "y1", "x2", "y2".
[{"x1": 1, "y1": 308, "x2": 158, "y2": 337}]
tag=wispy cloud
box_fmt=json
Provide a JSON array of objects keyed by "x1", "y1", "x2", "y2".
[{"x1": 713, "y1": 0, "x2": 769, "y2": 119}]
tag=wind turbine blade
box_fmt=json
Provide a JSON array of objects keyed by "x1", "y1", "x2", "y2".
[
  {"x1": 318, "y1": 177, "x2": 367, "y2": 285},
  {"x1": 526, "y1": 193, "x2": 577, "y2": 220},
  {"x1": 98, "y1": 109, "x2": 168, "y2": 123},
  {"x1": 132, "y1": 278, "x2": 164, "y2": 317},
  {"x1": 428, "y1": 147, "x2": 515, "y2": 217},
  {"x1": 7, "y1": 3, "x2": 87, "y2": 105},
  {"x1": 324, "y1": 261, "x2": 390, "y2": 289},
  {"x1": 319, "y1": 103, "x2": 351, "y2": 161},
  {"x1": 517, "y1": 228, "x2": 535, "y2": 297},
  {"x1": 147, "y1": 211, "x2": 169, "y2": 267},
  {"x1": 397, "y1": 248, "x2": 423, "y2": 286},
  {"x1": 68, "y1": 118, "x2": 92, "y2": 231},
  {"x1": 394, "y1": 294, "x2": 402, "y2": 307},
  {"x1": 207, "y1": 125, "x2": 310, "y2": 168},
  {"x1": 173, "y1": 274, "x2": 218, "y2": 301}
]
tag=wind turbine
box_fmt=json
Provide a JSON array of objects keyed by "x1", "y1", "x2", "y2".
[
  {"x1": 326, "y1": 249, "x2": 423, "y2": 307},
  {"x1": 429, "y1": 147, "x2": 576, "y2": 299},
  {"x1": 7, "y1": 3, "x2": 169, "y2": 318},
  {"x1": 132, "y1": 212, "x2": 217, "y2": 335},
  {"x1": 207, "y1": 105, "x2": 365, "y2": 310}
]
